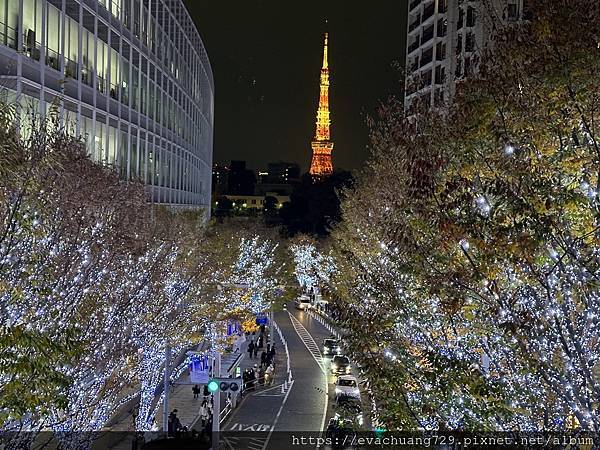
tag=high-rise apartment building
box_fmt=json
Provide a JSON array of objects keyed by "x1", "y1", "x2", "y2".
[
  {"x1": 404, "y1": 0, "x2": 529, "y2": 111},
  {"x1": 0, "y1": 0, "x2": 214, "y2": 211}
]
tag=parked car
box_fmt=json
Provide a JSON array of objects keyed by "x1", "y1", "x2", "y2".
[
  {"x1": 334, "y1": 375, "x2": 360, "y2": 401},
  {"x1": 323, "y1": 338, "x2": 342, "y2": 356},
  {"x1": 331, "y1": 355, "x2": 351, "y2": 375},
  {"x1": 294, "y1": 295, "x2": 312, "y2": 310}
]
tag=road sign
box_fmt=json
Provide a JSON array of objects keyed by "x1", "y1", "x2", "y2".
[{"x1": 255, "y1": 313, "x2": 268, "y2": 326}]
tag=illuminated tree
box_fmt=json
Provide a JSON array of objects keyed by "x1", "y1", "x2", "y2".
[
  {"x1": 0, "y1": 105, "x2": 282, "y2": 442},
  {"x1": 328, "y1": 0, "x2": 600, "y2": 431}
]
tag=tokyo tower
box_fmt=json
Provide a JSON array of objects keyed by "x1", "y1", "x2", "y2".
[{"x1": 309, "y1": 32, "x2": 334, "y2": 178}]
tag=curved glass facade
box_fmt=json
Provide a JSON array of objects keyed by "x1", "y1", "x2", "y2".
[{"x1": 0, "y1": 0, "x2": 214, "y2": 210}]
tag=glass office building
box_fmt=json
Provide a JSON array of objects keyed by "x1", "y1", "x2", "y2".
[{"x1": 0, "y1": 0, "x2": 214, "y2": 210}]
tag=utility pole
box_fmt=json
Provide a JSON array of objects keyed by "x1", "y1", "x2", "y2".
[
  {"x1": 162, "y1": 344, "x2": 171, "y2": 433},
  {"x1": 211, "y1": 350, "x2": 221, "y2": 448}
]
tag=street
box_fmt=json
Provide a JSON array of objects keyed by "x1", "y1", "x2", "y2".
[{"x1": 219, "y1": 304, "x2": 365, "y2": 450}]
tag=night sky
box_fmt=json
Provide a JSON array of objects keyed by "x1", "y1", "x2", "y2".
[{"x1": 183, "y1": 1, "x2": 408, "y2": 173}]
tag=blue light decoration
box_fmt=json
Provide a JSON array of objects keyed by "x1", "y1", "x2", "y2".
[
  {"x1": 189, "y1": 354, "x2": 209, "y2": 384},
  {"x1": 227, "y1": 320, "x2": 241, "y2": 336}
]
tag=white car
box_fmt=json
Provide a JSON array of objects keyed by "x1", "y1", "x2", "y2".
[
  {"x1": 334, "y1": 375, "x2": 360, "y2": 401},
  {"x1": 294, "y1": 295, "x2": 311, "y2": 310}
]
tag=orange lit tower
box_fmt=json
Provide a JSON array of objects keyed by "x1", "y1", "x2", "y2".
[{"x1": 309, "y1": 32, "x2": 334, "y2": 178}]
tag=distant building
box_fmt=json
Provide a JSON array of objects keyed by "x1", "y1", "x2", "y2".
[
  {"x1": 213, "y1": 192, "x2": 290, "y2": 215},
  {"x1": 266, "y1": 161, "x2": 300, "y2": 183},
  {"x1": 258, "y1": 171, "x2": 270, "y2": 184},
  {"x1": 227, "y1": 160, "x2": 256, "y2": 195},
  {"x1": 212, "y1": 163, "x2": 229, "y2": 196},
  {"x1": 404, "y1": 0, "x2": 531, "y2": 111}
]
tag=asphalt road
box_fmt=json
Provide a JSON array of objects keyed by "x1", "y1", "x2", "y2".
[{"x1": 218, "y1": 304, "x2": 361, "y2": 450}]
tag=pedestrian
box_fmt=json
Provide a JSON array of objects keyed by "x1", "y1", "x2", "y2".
[
  {"x1": 266, "y1": 343, "x2": 271, "y2": 354},
  {"x1": 249, "y1": 369, "x2": 257, "y2": 390},
  {"x1": 269, "y1": 343, "x2": 276, "y2": 358},
  {"x1": 265, "y1": 364, "x2": 274, "y2": 385},
  {"x1": 242, "y1": 370, "x2": 249, "y2": 393},
  {"x1": 258, "y1": 334, "x2": 263, "y2": 349},
  {"x1": 199, "y1": 399, "x2": 210, "y2": 427},
  {"x1": 247, "y1": 341, "x2": 254, "y2": 359},
  {"x1": 168, "y1": 409, "x2": 181, "y2": 437},
  {"x1": 258, "y1": 366, "x2": 265, "y2": 386},
  {"x1": 260, "y1": 350, "x2": 267, "y2": 368},
  {"x1": 253, "y1": 343, "x2": 259, "y2": 358},
  {"x1": 192, "y1": 385, "x2": 200, "y2": 399}
]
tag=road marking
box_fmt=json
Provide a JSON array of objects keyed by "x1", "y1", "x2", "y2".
[
  {"x1": 288, "y1": 311, "x2": 330, "y2": 436},
  {"x1": 288, "y1": 313, "x2": 326, "y2": 374},
  {"x1": 223, "y1": 436, "x2": 267, "y2": 450},
  {"x1": 261, "y1": 379, "x2": 294, "y2": 450},
  {"x1": 229, "y1": 422, "x2": 272, "y2": 431},
  {"x1": 250, "y1": 383, "x2": 288, "y2": 396}
]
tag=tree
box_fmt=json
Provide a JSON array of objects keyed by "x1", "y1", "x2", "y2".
[
  {"x1": 0, "y1": 104, "x2": 285, "y2": 442},
  {"x1": 325, "y1": 0, "x2": 600, "y2": 431}
]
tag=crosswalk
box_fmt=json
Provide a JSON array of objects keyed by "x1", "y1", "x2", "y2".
[{"x1": 288, "y1": 312, "x2": 326, "y2": 374}]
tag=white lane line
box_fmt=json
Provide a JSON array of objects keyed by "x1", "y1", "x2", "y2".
[
  {"x1": 288, "y1": 312, "x2": 330, "y2": 437},
  {"x1": 261, "y1": 380, "x2": 294, "y2": 450},
  {"x1": 289, "y1": 313, "x2": 326, "y2": 374}
]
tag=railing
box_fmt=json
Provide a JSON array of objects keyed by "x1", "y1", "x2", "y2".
[
  {"x1": 46, "y1": 48, "x2": 60, "y2": 71},
  {"x1": 97, "y1": 75, "x2": 106, "y2": 94},
  {"x1": 81, "y1": 67, "x2": 93, "y2": 87},
  {"x1": 65, "y1": 58, "x2": 78, "y2": 79},
  {"x1": 0, "y1": 22, "x2": 18, "y2": 50},
  {"x1": 109, "y1": 82, "x2": 119, "y2": 100}
]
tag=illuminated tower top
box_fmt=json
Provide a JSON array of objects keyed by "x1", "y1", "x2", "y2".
[
  {"x1": 315, "y1": 32, "x2": 331, "y2": 142},
  {"x1": 309, "y1": 32, "x2": 334, "y2": 177}
]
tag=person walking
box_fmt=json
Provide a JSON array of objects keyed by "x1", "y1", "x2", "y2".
[
  {"x1": 260, "y1": 350, "x2": 267, "y2": 368},
  {"x1": 168, "y1": 409, "x2": 182, "y2": 437},
  {"x1": 258, "y1": 366, "x2": 265, "y2": 386},
  {"x1": 199, "y1": 400, "x2": 210, "y2": 427},
  {"x1": 192, "y1": 385, "x2": 200, "y2": 399},
  {"x1": 265, "y1": 364, "x2": 274, "y2": 385},
  {"x1": 253, "y1": 343, "x2": 259, "y2": 359},
  {"x1": 247, "y1": 341, "x2": 254, "y2": 359}
]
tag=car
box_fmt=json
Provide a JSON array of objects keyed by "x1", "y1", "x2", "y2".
[
  {"x1": 294, "y1": 295, "x2": 311, "y2": 310},
  {"x1": 334, "y1": 397, "x2": 364, "y2": 428},
  {"x1": 323, "y1": 338, "x2": 342, "y2": 356},
  {"x1": 334, "y1": 375, "x2": 360, "y2": 401},
  {"x1": 330, "y1": 355, "x2": 351, "y2": 375}
]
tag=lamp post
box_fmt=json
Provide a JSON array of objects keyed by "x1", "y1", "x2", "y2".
[
  {"x1": 211, "y1": 349, "x2": 221, "y2": 447},
  {"x1": 162, "y1": 343, "x2": 171, "y2": 433}
]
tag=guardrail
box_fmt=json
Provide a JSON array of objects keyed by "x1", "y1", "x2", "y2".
[
  {"x1": 307, "y1": 306, "x2": 381, "y2": 429},
  {"x1": 273, "y1": 319, "x2": 293, "y2": 388}
]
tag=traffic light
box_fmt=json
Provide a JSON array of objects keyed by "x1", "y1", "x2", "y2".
[
  {"x1": 207, "y1": 379, "x2": 220, "y2": 394},
  {"x1": 207, "y1": 377, "x2": 241, "y2": 393}
]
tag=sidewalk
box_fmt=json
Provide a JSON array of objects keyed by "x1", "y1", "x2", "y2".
[
  {"x1": 222, "y1": 323, "x2": 290, "y2": 431},
  {"x1": 152, "y1": 327, "x2": 283, "y2": 432}
]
